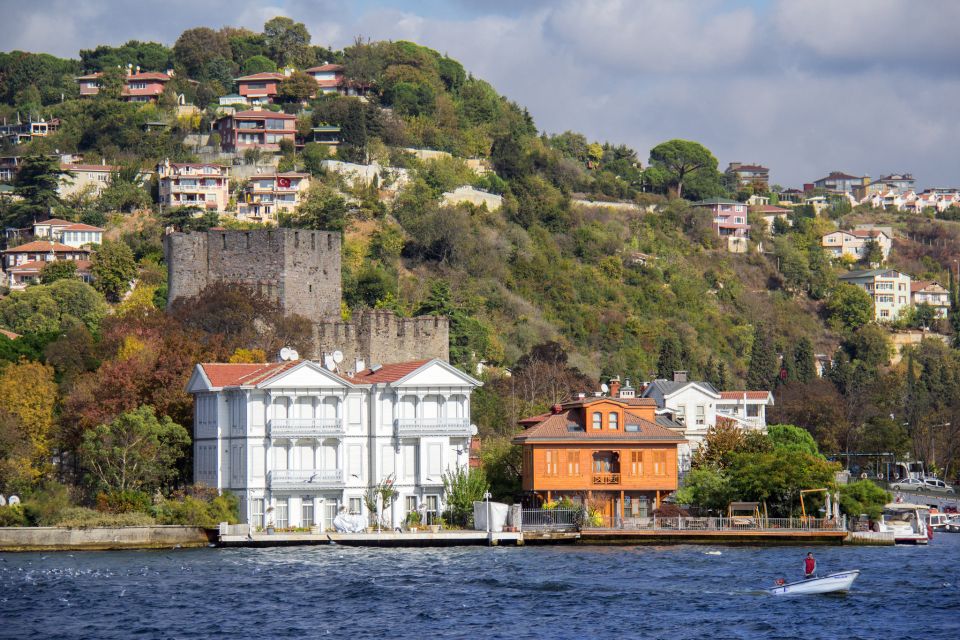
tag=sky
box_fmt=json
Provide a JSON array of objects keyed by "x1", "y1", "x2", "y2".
[{"x1": 3, "y1": 0, "x2": 960, "y2": 188}]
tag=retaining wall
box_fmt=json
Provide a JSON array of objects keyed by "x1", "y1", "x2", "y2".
[{"x1": 0, "y1": 526, "x2": 216, "y2": 552}]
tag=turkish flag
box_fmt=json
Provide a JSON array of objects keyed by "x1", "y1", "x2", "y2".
[{"x1": 277, "y1": 177, "x2": 291, "y2": 188}]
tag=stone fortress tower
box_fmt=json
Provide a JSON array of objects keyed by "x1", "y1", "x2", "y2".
[{"x1": 165, "y1": 228, "x2": 449, "y2": 365}]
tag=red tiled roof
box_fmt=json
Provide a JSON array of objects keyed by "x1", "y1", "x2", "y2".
[
  {"x1": 3, "y1": 241, "x2": 90, "y2": 254},
  {"x1": 231, "y1": 110, "x2": 296, "y2": 119},
  {"x1": 36, "y1": 219, "x2": 104, "y2": 232},
  {"x1": 513, "y1": 409, "x2": 684, "y2": 443},
  {"x1": 306, "y1": 64, "x2": 344, "y2": 72},
  {"x1": 850, "y1": 229, "x2": 887, "y2": 238},
  {"x1": 6, "y1": 259, "x2": 92, "y2": 274},
  {"x1": 0, "y1": 328, "x2": 20, "y2": 340},
  {"x1": 199, "y1": 362, "x2": 299, "y2": 387},
  {"x1": 127, "y1": 72, "x2": 171, "y2": 81},
  {"x1": 314, "y1": 78, "x2": 343, "y2": 88},
  {"x1": 236, "y1": 73, "x2": 286, "y2": 81},
  {"x1": 349, "y1": 360, "x2": 431, "y2": 384},
  {"x1": 911, "y1": 281, "x2": 946, "y2": 293},
  {"x1": 718, "y1": 391, "x2": 772, "y2": 401}
]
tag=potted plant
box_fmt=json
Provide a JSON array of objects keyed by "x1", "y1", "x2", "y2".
[
  {"x1": 430, "y1": 516, "x2": 445, "y2": 534},
  {"x1": 405, "y1": 510, "x2": 421, "y2": 532},
  {"x1": 265, "y1": 506, "x2": 275, "y2": 534}
]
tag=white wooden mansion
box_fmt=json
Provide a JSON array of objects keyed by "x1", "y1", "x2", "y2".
[{"x1": 187, "y1": 358, "x2": 481, "y2": 530}]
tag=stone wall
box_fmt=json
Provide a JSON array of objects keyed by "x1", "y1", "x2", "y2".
[
  {"x1": 314, "y1": 309, "x2": 449, "y2": 367},
  {"x1": 166, "y1": 229, "x2": 341, "y2": 322},
  {"x1": 166, "y1": 229, "x2": 450, "y2": 365}
]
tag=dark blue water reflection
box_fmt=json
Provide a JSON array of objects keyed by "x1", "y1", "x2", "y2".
[{"x1": 2, "y1": 535, "x2": 959, "y2": 639}]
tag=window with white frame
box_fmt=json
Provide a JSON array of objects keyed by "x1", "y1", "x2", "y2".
[
  {"x1": 608, "y1": 412, "x2": 619, "y2": 430},
  {"x1": 301, "y1": 497, "x2": 314, "y2": 528},
  {"x1": 249, "y1": 498, "x2": 264, "y2": 528},
  {"x1": 695, "y1": 405, "x2": 705, "y2": 426},
  {"x1": 405, "y1": 496, "x2": 418, "y2": 515},
  {"x1": 592, "y1": 412, "x2": 602, "y2": 430},
  {"x1": 348, "y1": 497, "x2": 362, "y2": 515},
  {"x1": 275, "y1": 499, "x2": 288, "y2": 528}
]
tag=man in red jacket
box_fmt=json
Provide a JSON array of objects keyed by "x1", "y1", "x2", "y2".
[{"x1": 804, "y1": 552, "x2": 817, "y2": 578}]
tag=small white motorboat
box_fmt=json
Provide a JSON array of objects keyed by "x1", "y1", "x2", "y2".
[{"x1": 768, "y1": 570, "x2": 860, "y2": 596}]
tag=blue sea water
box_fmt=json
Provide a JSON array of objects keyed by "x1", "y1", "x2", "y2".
[{"x1": 2, "y1": 534, "x2": 959, "y2": 640}]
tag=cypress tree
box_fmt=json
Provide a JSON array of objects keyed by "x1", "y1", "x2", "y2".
[
  {"x1": 657, "y1": 336, "x2": 683, "y2": 380},
  {"x1": 746, "y1": 322, "x2": 777, "y2": 391},
  {"x1": 705, "y1": 355, "x2": 717, "y2": 387},
  {"x1": 794, "y1": 337, "x2": 816, "y2": 384},
  {"x1": 715, "y1": 360, "x2": 729, "y2": 390}
]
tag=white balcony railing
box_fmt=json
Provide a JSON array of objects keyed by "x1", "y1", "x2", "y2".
[
  {"x1": 268, "y1": 469, "x2": 344, "y2": 489},
  {"x1": 268, "y1": 418, "x2": 345, "y2": 438},
  {"x1": 394, "y1": 418, "x2": 472, "y2": 436}
]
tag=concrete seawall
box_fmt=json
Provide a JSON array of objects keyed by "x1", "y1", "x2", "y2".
[{"x1": 0, "y1": 526, "x2": 216, "y2": 552}]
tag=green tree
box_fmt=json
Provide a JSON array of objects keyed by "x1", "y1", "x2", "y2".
[
  {"x1": 9, "y1": 156, "x2": 70, "y2": 226},
  {"x1": 846, "y1": 323, "x2": 891, "y2": 368},
  {"x1": 826, "y1": 283, "x2": 874, "y2": 333},
  {"x1": 40, "y1": 260, "x2": 77, "y2": 284},
  {"x1": 79, "y1": 405, "x2": 190, "y2": 493},
  {"x1": 675, "y1": 467, "x2": 733, "y2": 513},
  {"x1": 912, "y1": 303, "x2": 936, "y2": 330},
  {"x1": 657, "y1": 335, "x2": 683, "y2": 379},
  {"x1": 278, "y1": 70, "x2": 317, "y2": 103},
  {"x1": 793, "y1": 337, "x2": 816, "y2": 384},
  {"x1": 768, "y1": 424, "x2": 821, "y2": 457},
  {"x1": 96, "y1": 65, "x2": 126, "y2": 100},
  {"x1": 173, "y1": 27, "x2": 232, "y2": 78},
  {"x1": 289, "y1": 183, "x2": 349, "y2": 231},
  {"x1": 861, "y1": 238, "x2": 884, "y2": 265},
  {"x1": 0, "y1": 279, "x2": 107, "y2": 334},
  {"x1": 339, "y1": 99, "x2": 368, "y2": 163},
  {"x1": 91, "y1": 240, "x2": 138, "y2": 303},
  {"x1": 746, "y1": 322, "x2": 777, "y2": 391},
  {"x1": 263, "y1": 16, "x2": 312, "y2": 67},
  {"x1": 838, "y1": 480, "x2": 890, "y2": 520},
  {"x1": 647, "y1": 139, "x2": 718, "y2": 199},
  {"x1": 442, "y1": 466, "x2": 490, "y2": 526},
  {"x1": 241, "y1": 55, "x2": 277, "y2": 75}
]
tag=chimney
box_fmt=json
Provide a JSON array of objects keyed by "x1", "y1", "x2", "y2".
[
  {"x1": 355, "y1": 358, "x2": 366, "y2": 373},
  {"x1": 609, "y1": 376, "x2": 621, "y2": 398},
  {"x1": 673, "y1": 370, "x2": 688, "y2": 383}
]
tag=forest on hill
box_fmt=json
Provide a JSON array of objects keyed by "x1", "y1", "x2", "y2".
[{"x1": 2, "y1": 17, "x2": 960, "y2": 521}]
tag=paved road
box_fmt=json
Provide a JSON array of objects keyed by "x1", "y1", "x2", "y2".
[{"x1": 889, "y1": 489, "x2": 959, "y2": 510}]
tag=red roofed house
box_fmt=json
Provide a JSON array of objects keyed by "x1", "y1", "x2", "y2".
[
  {"x1": 156, "y1": 159, "x2": 230, "y2": 211},
  {"x1": 304, "y1": 63, "x2": 355, "y2": 95},
  {"x1": 692, "y1": 198, "x2": 750, "y2": 253},
  {"x1": 0, "y1": 328, "x2": 20, "y2": 340},
  {"x1": 237, "y1": 172, "x2": 311, "y2": 222},
  {"x1": 186, "y1": 357, "x2": 481, "y2": 530},
  {"x1": 76, "y1": 68, "x2": 174, "y2": 102},
  {"x1": 513, "y1": 380, "x2": 685, "y2": 523},
  {"x1": 215, "y1": 109, "x2": 297, "y2": 152},
  {"x1": 235, "y1": 72, "x2": 287, "y2": 104},
  {"x1": 2, "y1": 240, "x2": 92, "y2": 289},
  {"x1": 726, "y1": 162, "x2": 770, "y2": 191},
  {"x1": 641, "y1": 372, "x2": 773, "y2": 474},
  {"x1": 751, "y1": 204, "x2": 792, "y2": 232},
  {"x1": 33, "y1": 218, "x2": 104, "y2": 247},
  {"x1": 821, "y1": 229, "x2": 892, "y2": 261},
  {"x1": 911, "y1": 281, "x2": 950, "y2": 319},
  {"x1": 58, "y1": 162, "x2": 119, "y2": 198}
]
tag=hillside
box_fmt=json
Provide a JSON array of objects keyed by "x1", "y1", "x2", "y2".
[{"x1": 2, "y1": 17, "x2": 960, "y2": 486}]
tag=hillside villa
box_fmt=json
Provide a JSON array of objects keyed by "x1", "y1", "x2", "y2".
[
  {"x1": 1, "y1": 240, "x2": 93, "y2": 290},
  {"x1": 76, "y1": 68, "x2": 175, "y2": 102},
  {"x1": 237, "y1": 172, "x2": 311, "y2": 222},
  {"x1": 911, "y1": 281, "x2": 950, "y2": 319},
  {"x1": 32, "y1": 218, "x2": 103, "y2": 247},
  {"x1": 156, "y1": 160, "x2": 230, "y2": 212},
  {"x1": 838, "y1": 269, "x2": 911, "y2": 322},
  {"x1": 215, "y1": 110, "x2": 296, "y2": 152},
  {"x1": 58, "y1": 162, "x2": 119, "y2": 198},
  {"x1": 821, "y1": 229, "x2": 892, "y2": 261},
  {"x1": 692, "y1": 197, "x2": 750, "y2": 253}
]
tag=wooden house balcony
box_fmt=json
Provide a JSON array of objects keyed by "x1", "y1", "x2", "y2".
[{"x1": 592, "y1": 472, "x2": 621, "y2": 485}]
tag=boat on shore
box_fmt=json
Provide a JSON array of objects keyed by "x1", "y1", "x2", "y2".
[{"x1": 768, "y1": 570, "x2": 860, "y2": 596}]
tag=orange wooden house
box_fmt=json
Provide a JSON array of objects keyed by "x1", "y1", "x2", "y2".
[{"x1": 513, "y1": 391, "x2": 685, "y2": 522}]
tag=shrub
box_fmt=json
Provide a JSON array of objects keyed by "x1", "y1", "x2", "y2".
[
  {"x1": 54, "y1": 507, "x2": 156, "y2": 528},
  {"x1": 22, "y1": 482, "x2": 73, "y2": 526},
  {"x1": 152, "y1": 489, "x2": 239, "y2": 527},
  {"x1": 96, "y1": 489, "x2": 152, "y2": 514},
  {"x1": 0, "y1": 504, "x2": 28, "y2": 526},
  {"x1": 839, "y1": 480, "x2": 890, "y2": 520}
]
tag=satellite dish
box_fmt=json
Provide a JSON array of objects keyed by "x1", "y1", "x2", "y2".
[
  {"x1": 7, "y1": 495, "x2": 20, "y2": 506},
  {"x1": 0, "y1": 495, "x2": 6, "y2": 507},
  {"x1": 289, "y1": 350, "x2": 299, "y2": 361},
  {"x1": 323, "y1": 354, "x2": 335, "y2": 371},
  {"x1": 600, "y1": 383, "x2": 610, "y2": 394},
  {"x1": 279, "y1": 347, "x2": 292, "y2": 361},
  {"x1": 332, "y1": 350, "x2": 344, "y2": 364}
]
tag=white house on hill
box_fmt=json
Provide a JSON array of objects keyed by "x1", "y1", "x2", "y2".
[{"x1": 186, "y1": 357, "x2": 481, "y2": 530}]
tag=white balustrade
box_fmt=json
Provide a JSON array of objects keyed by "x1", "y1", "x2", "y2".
[
  {"x1": 394, "y1": 417, "x2": 472, "y2": 436},
  {"x1": 268, "y1": 418, "x2": 345, "y2": 438},
  {"x1": 268, "y1": 469, "x2": 344, "y2": 489}
]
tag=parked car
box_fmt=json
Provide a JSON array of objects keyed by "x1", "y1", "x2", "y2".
[
  {"x1": 890, "y1": 478, "x2": 924, "y2": 492},
  {"x1": 922, "y1": 477, "x2": 955, "y2": 494}
]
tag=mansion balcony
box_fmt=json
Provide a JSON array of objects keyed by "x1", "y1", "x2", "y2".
[
  {"x1": 267, "y1": 469, "x2": 344, "y2": 490},
  {"x1": 267, "y1": 418, "x2": 345, "y2": 438},
  {"x1": 394, "y1": 417, "x2": 473, "y2": 437}
]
